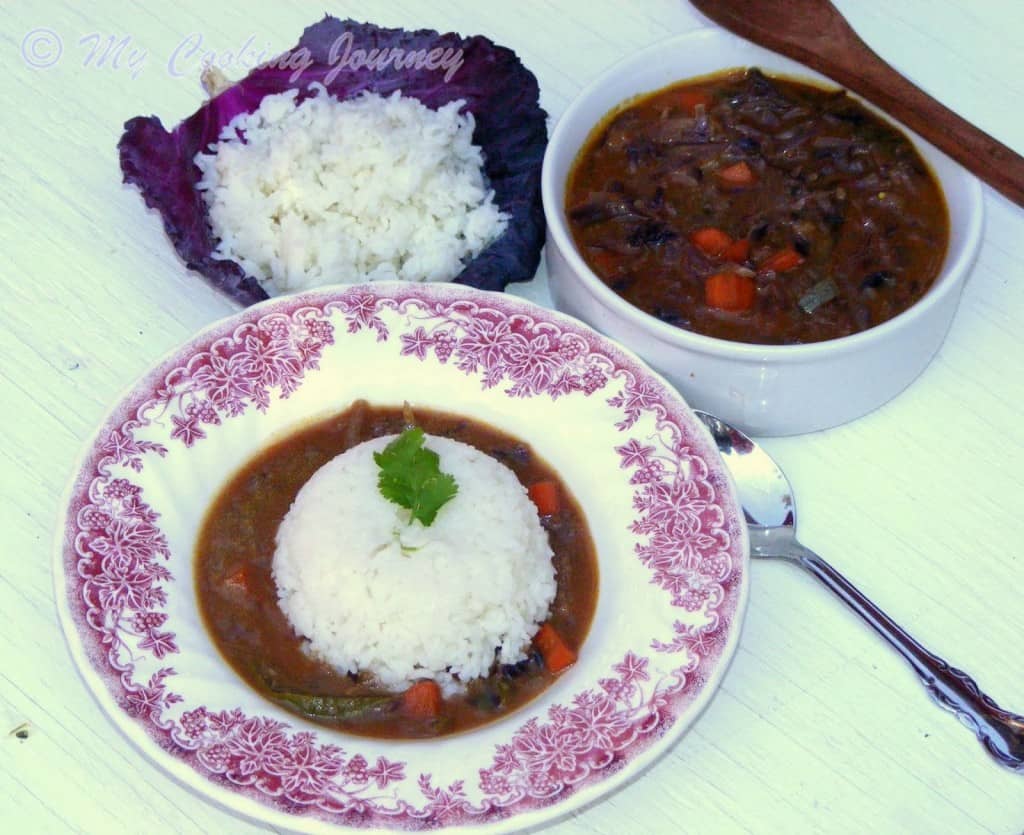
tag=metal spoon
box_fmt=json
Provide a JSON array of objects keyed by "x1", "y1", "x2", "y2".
[
  {"x1": 688, "y1": 0, "x2": 1024, "y2": 207},
  {"x1": 693, "y1": 410, "x2": 1024, "y2": 771}
]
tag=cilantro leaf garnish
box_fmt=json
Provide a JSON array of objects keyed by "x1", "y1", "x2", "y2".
[{"x1": 374, "y1": 428, "x2": 458, "y2": 527}]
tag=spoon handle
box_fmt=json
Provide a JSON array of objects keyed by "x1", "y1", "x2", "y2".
[{"x1": 790, "y1": 542, "x2": 1024, "y2": 770}]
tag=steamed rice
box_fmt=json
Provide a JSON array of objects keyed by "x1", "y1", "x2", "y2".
[
  {"x1": 195, "y1": 85, "x2": 509, "y2": 295},
  {"x1": 272, "y1": 433, "x2": 556, "y2": 695}
]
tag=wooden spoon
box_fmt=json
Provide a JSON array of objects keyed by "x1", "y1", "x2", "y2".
[{"x1": 689, "y1": 0, "x2": 1024, "y2": 206}]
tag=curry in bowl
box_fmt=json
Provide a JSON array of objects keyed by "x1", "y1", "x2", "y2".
[
  {"x1": 566, "y1": 68, "x2": 950, "y2": 345},
  {"x1": 196, "y1": 401, "x2": 598, "y2": 739}
]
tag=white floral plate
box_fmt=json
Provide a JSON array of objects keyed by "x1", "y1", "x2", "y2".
[{"x1": 55, "y1": 283, "x2": 749, "y2": 832}]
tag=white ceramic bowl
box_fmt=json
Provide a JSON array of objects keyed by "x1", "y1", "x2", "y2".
[{"x1": 542, "y1": 27, "x2": 984, "y2": 436}]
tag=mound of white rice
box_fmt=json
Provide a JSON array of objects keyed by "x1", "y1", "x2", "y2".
[
  {"x1": 272, "y1": 433, "x2": 556, "y2": 695},
  {"x1": 194, "y1": 85, "x2": 509, "y2": 295}
]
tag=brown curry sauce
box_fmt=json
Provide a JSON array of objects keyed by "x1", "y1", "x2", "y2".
[
  {"x1": 567, "y1": 68, "x2": 950, "y2": 344},
  {"x1": 195, "y1": 402, "x2": 599, "y2": 739}
]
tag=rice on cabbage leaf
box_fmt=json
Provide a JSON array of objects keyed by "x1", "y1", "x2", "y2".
[{"x1": 118, "y1": 17, "x2": 548, "y2": 305}]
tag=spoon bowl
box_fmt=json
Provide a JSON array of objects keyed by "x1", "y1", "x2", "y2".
[{"x1": 694, "y1": 409, "x2": 1024, "y2": 771}]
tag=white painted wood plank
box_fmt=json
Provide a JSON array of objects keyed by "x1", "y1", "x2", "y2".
[{"x1": 3, "y1": 0, "x2": 1023, "y2": 832}]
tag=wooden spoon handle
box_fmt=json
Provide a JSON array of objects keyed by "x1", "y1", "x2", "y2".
[{"x1": 801, "y1": 29, "x2": 1024, "y2": 206}]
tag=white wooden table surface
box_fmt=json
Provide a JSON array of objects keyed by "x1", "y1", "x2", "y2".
[{"x1": 4, "y1": 1, "x2": 1023, "y2": 832}]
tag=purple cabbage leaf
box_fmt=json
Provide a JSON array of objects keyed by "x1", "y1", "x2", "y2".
[{"x1": 118, "y1": 16, "x2": 549, "y2": 305}]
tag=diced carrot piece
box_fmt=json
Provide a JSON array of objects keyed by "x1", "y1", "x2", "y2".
[
  {"x1": 759, "y1": 248, "x2": 804, "y2": 273},
  {"x1": 678, "y1": 90, "x2": 712, "y2": 112},
  {"x1": 402, "y1": 680, "x2": 442, "y2": 719},
  {"x1": 533, "y1": 623, "x2": 577, "y2": 673},
  {"x1": 717, "y1": 161, "x2": 756, "y2": 186},
  {"x1": 722, "y1": 238, "x2": 751, "y2": 263},
  {"x1": 223, "y1": 565, "x2": 253, "y2": 594},
  {"x1": 528, "y1": 480, "x2": 561, "y2": 516},
  {"x1": 689, "y1": 227, "x2": 733, "y2": 257},
  {"x1": 704, "y1": 272, "x2": 757, "y2": 312}
]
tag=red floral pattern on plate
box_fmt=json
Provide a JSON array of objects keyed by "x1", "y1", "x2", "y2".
[
  {"x1": 149, "y1": 309, "x2": 334, "y2": 445},
  {"x1": 58, "y1": 284, "x2": 746, "y2": 830}
]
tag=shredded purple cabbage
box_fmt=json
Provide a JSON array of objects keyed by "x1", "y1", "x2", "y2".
[{"x1": 118, "y1": 17, "x2": 548, "y2": 305}]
